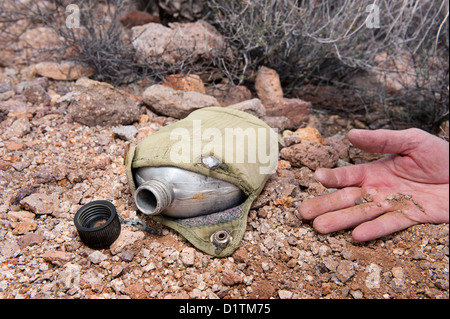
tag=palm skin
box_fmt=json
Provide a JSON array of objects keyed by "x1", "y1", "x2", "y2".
[{"x1": 298, "y1": 128, "x2": 449, "y2": 241}]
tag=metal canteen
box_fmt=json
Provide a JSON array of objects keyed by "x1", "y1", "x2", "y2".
[{"x1": 133, "y1": 165, "x2": 246, "y2": 218}]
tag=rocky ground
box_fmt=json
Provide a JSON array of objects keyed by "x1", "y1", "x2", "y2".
[
  {"x1": 0, "y1": 68, "x2": 448, "y2": 300},
  {"x1": 0, "y1": 4, "x2": 448, "y2": 301}
]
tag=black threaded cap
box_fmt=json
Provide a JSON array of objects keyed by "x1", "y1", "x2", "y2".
[{"x1": 74, "y1": 200, "x2": 121, "y2": 249}]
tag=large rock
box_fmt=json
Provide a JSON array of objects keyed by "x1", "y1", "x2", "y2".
[
  {"x1": 142, "y1": 84, "x2": 219, "y2": 119},
  {"x1": 280, "y1": 140, "x2": 339, "y2": 170},
  {"x1": 292, "y1": 127, "x2": 327, "y2": 145},
  {"x1": 34, "y1": 61, "x2": 94, "y2": 81},
  {"x1": 3, "y1": 117, "x2": 31, "y2": 139},
  {"x1": 162, "y1": 74, "x2": 206, "y2": 94},
  {"x1": 57, "y1": 78, "x2": 142, "y2": 126},
  {"x1": 18, "y1": 27, "x2": 61, "y2": 51},
  {"x1": 0, "y1": 97, "x2": 30, "y2": 118},
  {"x1": 22, "y1": 83, "x2": 50, "y2": 105},
  {"x1": 206, "y1": 84, "x2": 252, "y2": 106},
  {"x1": 255, "y1": 66, "x2": 284, "y2": 104},
  {"x1": 227, "y1": 98, "x2": 266, "y2": 118},
  {"x1": 264, "y1": 98, "x2": 312, "y2": 129},
  {"x1": 0, "y1": 25, "x2": 65, "y2": 66},
  {"x1": 255, "y1": 66, "x2": 311, "y2": 129},
  {"x1": 262, "y1": 116, "x2": 292, "y2": 132},
  {"x1": 131, "y1": 21, "x2": 233, "y2": 65}
]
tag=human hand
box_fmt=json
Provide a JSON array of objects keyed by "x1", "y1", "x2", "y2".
[{"x1": 298, "y1": 128, "x2": 449, "y2": 241}]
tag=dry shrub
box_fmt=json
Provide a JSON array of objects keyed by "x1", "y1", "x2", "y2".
[
  {"x1": 208, "y1": 0, "x2": 449, "y2": 131},
  {"x1": 0, "y1": 0, "x2": 219, "y2": 85},
  {"x1": 1, "y1": 0, "x2": 448, "y2": 130}
]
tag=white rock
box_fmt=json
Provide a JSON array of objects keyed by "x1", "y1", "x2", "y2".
[
  {"x1": 57, "y1": 264, "x2": 81, "y2": 291},
  {"x1": 365, "y1": 263, "x2": 381, "y2": 289},
  {"x1": 180, "y1": 247, "x2": 196, "y2": 266},
  {"x1": 278, "y1": 290, "x2": 293, "y2": 299},
  {"x1": 110, "y1": 229, "x2": 145, "y2": 255},
  {"x1": 132, "y1": 21, "x2": 233, "y2": 65},
  {"x1": 0, "y1": 240, "x2": 21, "y2": 259},
  {"x1": 88, "y1": 251, "x2": 108, "y2": 264},
  {"x1": 110, "y1": 278, "x2": 125, "y2": 294}
]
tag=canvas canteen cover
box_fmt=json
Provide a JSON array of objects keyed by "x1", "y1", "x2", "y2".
[{"x1": 125, "y1": 107, "x2": 279, "y2": 257}]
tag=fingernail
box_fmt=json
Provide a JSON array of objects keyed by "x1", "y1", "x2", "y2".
[
  {"x1": 348, "y1": 129, "x2": 363, "y2": 139},
  {"x1": 314, "y1": 168, "x2": 326, "y2": 182}
]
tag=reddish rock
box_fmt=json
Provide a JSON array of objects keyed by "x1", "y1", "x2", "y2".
[
  {"x1": 264, "y1": 98, "x2": 312, "y2": 129},
  {"x1": 32, "y1": 168, "x2": 54, "y2": 184},
  {"x1": 282, "y1": 136, "x2": 302, "y2": 147},
  {"x1": 250, "y1": 280, "x2": 276, "y2": 299},
  {"x1": 326, "y1": 134, "x2": 350, "y2": 162},
  {"x1": 222, "y1": 269, "x2": 244, "y2": 286},
  {"x1": 110, "y1": 229, "x2": 145, "y2": 255},
  {"x1": 232, "y1": 247, "x2": 249, "y2": 264},
  {"x1": 228, "y1": 98, "x2": 266, "y2": 118},
  {"x1": 42, "y1": 250, "x2": 73, "y2": 266},
  {"x1": 0, "y1": 160, "x2": 11, "y2": 171},
  {"x1": 20, "y1": 193, "x2": 59, "y2": 216},
  {"x1": 6, "y1": 141, "x2": 24, "y2": 152},
  {"x1": 52, "y1": 164, "x2": 70, "y2": 181},
  {"x1": 12, "y1": 220, "x2": 38, "y2": 235},
  {"x1": 58, "y1": 78, "x2": 142, "y2": 127},
  {"x1": 255, "y1": 66, "x2": 311, "y2": 129},
  {"x1": 7, "y1": 210, "x2": 35, "y2": 222},
  {"x1": 162, "y1": 74, "x2": 206, "y2": 94},
  {"x1": 87, "y1": 156, "x2": 111, "y2": 170},
  {"x1": 292, "y1": 127, "x2": 327, "y2": 145},
  {"x1": 120, "y1": 11, "x2": 161, "y2": 28},
  {"x1": 280, "y1": 140, "x2": 339, "y2": 170},
  {"x1": 17, "y1": 233, "x2": 44, "y2": 249},
  {"x1": 22, "y1": 83, "x2": 50, "y2": 104},
  {"x1": 255, "y1": 66, "x2": 284, "y2": 104},
  {"x1": 125, "y1": 283, "x2": 149, "y2": 299},
  {"x1": 132, "y1": 21, "x2": 233, "y2": 65},
  {"x1": 3, "y1": 117, "x2": 31, "y2": 139}
]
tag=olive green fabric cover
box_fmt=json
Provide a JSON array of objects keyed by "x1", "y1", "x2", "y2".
[{"x1": 125, "y1": 107, "x2": 278, "y2": 257}]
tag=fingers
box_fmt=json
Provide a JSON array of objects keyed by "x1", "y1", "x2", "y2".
[
  {"x1": 312, "y1": 201, "x2": 393, "y2": 234},
  {"x1": 348, "y1": 128, "x2": 426, "y2": 155},
  {"x1": 303, "y1": 194, "x2": 420, "y2": 241},
  {"x1": 298, "y1": 187, "x2": 363, "y2": 220},
  {"x1": 315, "y1": 165, "x2": 366, "y2": 188},
  {"x1": 352, "y1": 211, "x2": 418, "y2": 242}
]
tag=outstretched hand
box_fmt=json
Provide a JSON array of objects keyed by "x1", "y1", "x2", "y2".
[{"x1": 298, "y1": 128, "x2": 449, "y2": 241}]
